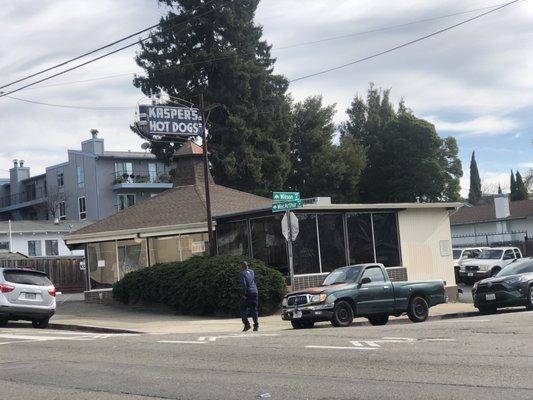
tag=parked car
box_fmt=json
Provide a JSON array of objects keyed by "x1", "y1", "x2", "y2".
[
  {"x1": 472, "y1": 257, "x2": 533, "y2": 314},
  {"x1": 452, "y1": 247, "x2": 487, "y2": 283},
  {"x1": 281, "y1": 263, "x2": 446, "y2": 329},
  {"x1": 0, "y1": 268, "x2": 56, "y2": 328},
  {"x1": 459, "y1": 247, "x2": 523, "y2": 283}
]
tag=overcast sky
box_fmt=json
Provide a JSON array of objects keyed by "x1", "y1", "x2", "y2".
[{"x1": 1, "y1": 0, "x2": 532, "y2": 196}]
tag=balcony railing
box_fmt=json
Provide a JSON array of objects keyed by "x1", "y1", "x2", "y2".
[
  {"x1": 0, "y1": 186, "x2": 48, "y2": 209},
  {"x1": 112, "y1": 171, "x2": 172, "y2": 185}
]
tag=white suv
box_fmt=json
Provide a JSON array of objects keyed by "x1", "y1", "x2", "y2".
[
  {"x1": 459, "y1": 247, "x2": 523, "y2": 283},
  {"x1": 0, "y1": 268, "x2": 56, "y2": 328}
]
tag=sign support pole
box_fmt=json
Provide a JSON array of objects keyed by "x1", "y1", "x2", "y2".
[
  {"x1": 286, "y1": 210, "x2": 295, "y2": 289},
  {"x1": 199, "y1": 93, "x2": 215, "y2": 256}
]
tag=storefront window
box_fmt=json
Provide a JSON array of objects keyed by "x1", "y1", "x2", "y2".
[
  {"x1": 251, "y1": 215, "x2": 288, "y2": 276},
  {"x1": 87, "y1": 241, "x2": 118, "y2": 289},
  {"x1": 346, "y1": 213, "x2": 375, "y2": 265},
  {"x1": 149, "y1": 236, "x2": 181, "y2": 265},
  {"x1": 117, "y1": 239, "x2": 148, "y2": 278},
  {"x1": 318, "y1": 214, "x2": 346, "y2": 272},
  {"x1": 216, "y1": 221, "x2": 249, "y2": 256},
  {"x1": 180, "y1": 233, "x2": 209, "y2": 259},
  {"x1": 293, "y1": 214, "x2": 320, "y2": 275},
  {"x1": 372, "y1": 213, "x2": 401, "y2": 267}
]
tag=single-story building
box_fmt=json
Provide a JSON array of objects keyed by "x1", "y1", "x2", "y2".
[
  {"x1": 66, "y1": 142, "x2": 462, "y2": 300},
  {"x1": 450, "y1": 195, "x2": 532, "y2": 252}
]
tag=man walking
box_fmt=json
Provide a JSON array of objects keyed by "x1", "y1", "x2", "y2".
[{"x1": 239, "y1": 261, "x2": 259, "y2": 332}]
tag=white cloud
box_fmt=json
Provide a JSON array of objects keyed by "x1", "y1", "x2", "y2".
[{"x1": 425, "y1": 115, "x2": 520, "y2": 137}]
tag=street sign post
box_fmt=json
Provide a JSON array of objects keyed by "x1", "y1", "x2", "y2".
[{"x1": 272, "y1": 192, "x2": 302, "y2": 289}]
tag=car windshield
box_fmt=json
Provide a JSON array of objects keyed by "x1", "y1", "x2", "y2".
[
  {"x1": 477, "y1": 250, "x2": 503, "y2": 259},
  {"x1": 453, "y1": 250, "x2": 462, "y2": 259},
  {"x1": 323, "y1": 266, "x2": 363, "y2": 285},
  {"x1": 496, "y1": 260, "x2": 533, "y2": 277},
  {"x1": 3, "y1": 270, "x2": 52, "y2": 286}
]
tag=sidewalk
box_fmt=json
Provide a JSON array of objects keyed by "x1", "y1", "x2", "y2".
[{"x1": 49, "y1": 299, "x2": 480, "y2": 334}]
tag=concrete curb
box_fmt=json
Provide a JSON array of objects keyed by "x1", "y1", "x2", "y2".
[
  {"x1": 48, "y1": 323, "x2": 144, "y2": 334},
  {"x1": 351, "y1": 310, "x2": 480, "y2": 327}
]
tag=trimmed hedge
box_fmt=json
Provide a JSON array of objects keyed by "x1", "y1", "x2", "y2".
[{"x1": 112, "y1": 255, "x2": 286, "y2": 317}]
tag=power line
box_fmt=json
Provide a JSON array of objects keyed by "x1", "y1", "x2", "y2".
[
  {"x1": 0, "y1": 0, "x2": 218, "y2": 91},
  {"x1": 0, "y1": 4, "x2": 217, "y2": 99},
  {"x1": 17, "y1": 2, "x2": 513, "y2": 93},
  {"x1": 289, "y1": 0, "x2": 520, "y2": 83},
  {"x1": 3, "y1": 95, "x2": 133, "y2": 110}
]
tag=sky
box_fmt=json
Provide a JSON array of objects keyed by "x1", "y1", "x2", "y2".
[{"x1": 0, "y1": 0, "x2": 532, "y2": 197}]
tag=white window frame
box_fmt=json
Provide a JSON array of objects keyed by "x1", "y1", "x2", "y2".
[
  {"x1": 58, "y1": 201, "x2": 66, "y2": 220},
  {"x1": 78, "y1": 196, "x2": 87, "y2": 220},
  {"x1": 45, "y1": 239, "x2": 59, "y2": 256},
  {"x1": 28, "y1": 240, "x2": 42, "y2": 257},
  {"x1": 117, "y1": 193, "x2": 136, "y2": 211}
]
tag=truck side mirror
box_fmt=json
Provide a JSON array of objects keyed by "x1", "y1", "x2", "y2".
[{"x1": 360, "y1": 277, "x2": 371, "y2": 285}]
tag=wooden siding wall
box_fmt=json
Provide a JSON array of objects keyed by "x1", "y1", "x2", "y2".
[{"x1": 0, "y1": 257, "x2": 86, "y2": 292}]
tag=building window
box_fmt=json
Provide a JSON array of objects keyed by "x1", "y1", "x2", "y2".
[
  {"x1": 115, "y1": 162, "x2": 133, "y2": 179},
  {"x1": 372, "y1": 213, "x2": 401, "y2": 267},
  {"x1": 216, "y1": 220, "x2": 249, "y2": 256},
  {"x1": 317, "y1": 214, "x2": 346, "y2": 273},
  {"x1": 28, "y1": 240, "x2": 42, "y2": 257},
  {"x1": 117, "y1": 194, "x2": 135, "y2": 211},
  {"x1": 293, "y1": 214, "x2": 320, "y2": 275},
  {"x1": 78, "y1": 197, "x2": 87, "y2": 220},
  {"x1": 0, "y1": 241, "x2": 9, "y2": 252},
  {"x1": 45, "y1": 240, "x2": 59, "y2": 256},
  {"x1": 59, "y1": 201, "x2": 66, "y2": 220},
  {"x1": 346, "y1": 213, "x2": 375, "y2": 265},
  {"x1": 57, "y1": 170, "x2": 64, "y2": 188},
  {"x1": 77, "y1": 165, "x2": 85, "y2": 187},
  {"x1": 250, "y1": 215, "x2": 288, "y2": 276},
  {"x1": 148, "y1": 163, "x2": 157, "y2": 182}
]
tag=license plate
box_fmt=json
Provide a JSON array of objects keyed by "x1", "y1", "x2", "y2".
[
  {"x1": 25, "y1": 293, "x2": 36, "y2": 300},
  {"x1": 486, "y1": 293, "x2": 496, "y2": 301},
  {"x1": 293, "y1": 310, "x2": 302, "y2": 319},
  {"x1": 468, "y1": 273, "x2": 473, "y2": 277}
]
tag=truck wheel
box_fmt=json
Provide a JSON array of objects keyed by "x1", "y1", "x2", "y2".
[
  {"x1": 291, "y1": 320, "x2": 314, "y2": 329},
  {"x1": 331, "y1": 301, "x2": 354, "y2": 327},
  {"x1": 527, "y1": 286, "x2": 533, "y2": 310},
  {"x1": 368, "y1": 314, "x2": 389, "y2": 326},
  {"x1": 32, "y1": 318, "x2": 49, "y2": 329},
  {"x1": 407, "y1": 296, "x2": 429, "y2": 323},
  {"x1": 0, "y1": 318, "x2": 7, "y2": 327},
  {"x1": 478, "y1": 306, "x2": 497, "y2": 315}
]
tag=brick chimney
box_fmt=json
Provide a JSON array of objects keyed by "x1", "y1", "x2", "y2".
[{"x1": 171, "y1": 141, "x2": 213, "y2": 187}]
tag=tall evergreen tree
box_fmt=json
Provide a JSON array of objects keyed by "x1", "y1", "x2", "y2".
[
  {"x1": 510, "y1": 170, "x2": 517, "y2": 200},
  {"x1": 497, "y1": 184, "x2": 502, "y2": 194},
  {"x1": 515, "y1": 171, "x2": 528, "y2": 201},
  {"x1": 134, "y1": 0, "x2": 292, "y2": 195},
  {"x1": 341, "y1": 85, "x2": 462, "y2": 202},
  {"x1": 468, "y1": 151, "x2": 482, "y2": 205}
]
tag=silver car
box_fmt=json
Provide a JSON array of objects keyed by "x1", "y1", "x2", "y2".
[{"x1": 0, "y1": 268, "x2": 56, "y2": 328}]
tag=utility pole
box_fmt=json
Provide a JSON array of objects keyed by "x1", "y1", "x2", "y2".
[{"x1": 199, "y1": 93, "x2": 215, "y2": 255}]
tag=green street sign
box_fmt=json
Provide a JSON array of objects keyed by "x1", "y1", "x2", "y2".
[
  {"x1": 272, "y1": 200, "x2": 303, "y2": 212},
  {"x1": 273, "y1": 192, "x2": 300, "y2": 202}
]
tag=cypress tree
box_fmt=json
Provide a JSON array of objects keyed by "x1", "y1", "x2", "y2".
[
  {"x1": 133, "y1": 0, "x2": 292, "y2": 196},
  {"x1": 497, "y1": 184, "x2": 502, "y2": 194},
  {"x1": 468, "y1": 151, "x2": 482, "y2": 205},
  {"x1": 510, "y1": 170, "x2": 517, "y2": 200},
  {"x1": 515, "y1": 171, "x2": 528, "y2": 201}
]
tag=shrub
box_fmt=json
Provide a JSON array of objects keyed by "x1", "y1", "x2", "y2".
[{"x1": 112, "y1": 255, "x2": 286, "y2": 317}]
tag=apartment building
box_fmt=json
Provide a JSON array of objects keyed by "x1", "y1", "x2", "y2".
[{"x1": 0, "y1": 131, "x2": 172, "y2": 222}]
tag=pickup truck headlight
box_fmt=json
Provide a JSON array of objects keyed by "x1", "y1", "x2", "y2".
[
  {"x1": 310, "y1": 293, "x2": 328, "y2": 303},
  {"x1": 282, "y1": 298, "x2": 288, "y2": 307}
]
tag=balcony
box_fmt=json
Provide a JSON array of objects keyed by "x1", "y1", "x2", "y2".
[
  {"x1": 111, "y1": 171, "x2": 173, "y2": 190},
  {"x1": 0, "y1": 187, "x2": 48, "y2": 212}
]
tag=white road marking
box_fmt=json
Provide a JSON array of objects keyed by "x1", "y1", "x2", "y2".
[
  {"x1": 0, "y1": 331, "x2": 133, "y2": 346},
  {"x1": 306, "y1": 345, "x2": 378, "y2": 350},
  {"x1": 159, "y1": 333, "x2": 281, "y2": 345},
  {"x1": 158, "y1": 340, "x2": 207, "y2": 344},
  {"x1": 307, "y1": 336, "x2": 456, "y2": 351}
]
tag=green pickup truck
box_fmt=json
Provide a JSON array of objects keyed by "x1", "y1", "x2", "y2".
[{"x1": 281, "y1": 263, "x2": 447, "y2": 329}]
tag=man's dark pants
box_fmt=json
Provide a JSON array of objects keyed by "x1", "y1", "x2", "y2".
[{"x1": 240, "y1": 293, "x2": 259, "y2": 326}]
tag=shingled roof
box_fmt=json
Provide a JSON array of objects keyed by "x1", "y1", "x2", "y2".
[{"x1": 450, "y1": 198, "x2": 533, "y2": 225}]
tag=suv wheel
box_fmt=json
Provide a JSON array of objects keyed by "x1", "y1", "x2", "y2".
[
  {"x1": 0, "y1": 318, "x2": 7, "y2": 327},
  {"x1": 526, "y1": 286, "x2": 533, "y2": 310},
  {"x1": 32, "y1": 318, "x2": 49, "y2": 329},
  {"x1": 407, "y1": 296, "x2": 429, "y2": 323},
  {"x1": 368, "y1": 314, "x2": 389, "y2": 326},
  {"x1": 331, "y1": 300, "x2": 354, "y2": 327}
]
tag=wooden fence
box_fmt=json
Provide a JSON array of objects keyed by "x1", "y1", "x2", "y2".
[{"x1": 0, "y1": 257, "x2": 86, "y2": 293}]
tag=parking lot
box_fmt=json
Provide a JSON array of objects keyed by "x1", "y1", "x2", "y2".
[{"x1": 1, "y1": 309, "x2": 532, "y2": 400}]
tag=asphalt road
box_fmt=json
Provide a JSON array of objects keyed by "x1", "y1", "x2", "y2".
[{"x1": 1, "y1": 310, "x2": 532, "y2": 400}]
